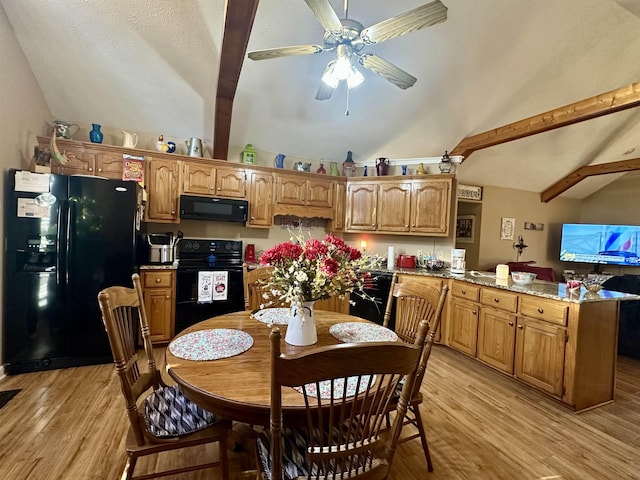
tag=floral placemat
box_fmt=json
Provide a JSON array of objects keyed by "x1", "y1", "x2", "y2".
[
  {"x1": 293, "y1": 375, "x2": 376, "y2": 399},
  {"x1": 168, "y1": 329, "x2": 253, "y2": 361},
  {"x1": 251, "y1": 308, "x2": 290, "y2": 325},
  {"x1": 329, "y1": 322, "x2": 398, "y2": 343}
]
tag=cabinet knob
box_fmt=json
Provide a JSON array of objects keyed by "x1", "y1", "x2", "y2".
[
  {"x1": 461, "y1": 290, "x2": 466, "y2": 294},
  {"x1": 89, "y1": 167, "x2": 93, "y2": 172},
  {"x1": 509, "y1": 321, "x2": 514, "y2": 326},
  {"x1": 494, "y1": 298, "x2": 500, "y2": 303},
  {"x1": 537, "y1": 307, "x2": 544, "y2": 314},
  {"x1": 217, "y1": 187, "x2": 221, "y2": 190},
  {"x1": 251, "y1": 216, "x2": 255, "y2": 220},
  {"x1": 210, "y1": 186, "x2": 215, "y2": 190},
  {"x1": 171, "y1": 210, "x2": 176, "y2": 215},
  {"x1": 411, "y1": 224, "x2": 415, "y2": 227},
  {"x1": 517, "y1": 324, "x2": 523, "y2": 329},
  {"x1": 155, "y1": 278, "x2": 161, "y2": 283},
  {"x1": 98, "y1": 168, "x2": 103, "y2": 172},
  {"x1": 166, "y1": 295, "x2": 170, "y2": 299},
  {"x1": 472, "y1": 310, "x2": 477, "y2": 315}
]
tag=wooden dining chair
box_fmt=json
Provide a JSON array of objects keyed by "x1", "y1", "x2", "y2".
[
  {"x1": 257, "y1": 320, "x2": 430, "y2": 480},
  {"x1": 244, "y1": 264, "x2": 286, "y2": 311},
  {"x1": 98, "y1": 273, "x2": 230, "y2": 480},
  {"x1": 382, "y1": 273, "x2": 449, "y2": 472}
]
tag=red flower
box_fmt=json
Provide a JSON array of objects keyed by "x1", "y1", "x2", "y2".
[
  {"x1": 347, "y1": 246, "x2": 362, "y2": 261},
  {"x1": 304, "y1": 238, "x2": 329, "y2": 259},
  {"x1": 324, "y1": 234, "x2": 348, "y2": 252},
  {"x1": 319, "y1": 258, "x2": 339, "y2": 276},
  {"x1": 261, "y1": 241, "x2": 303, "y2": 265}
]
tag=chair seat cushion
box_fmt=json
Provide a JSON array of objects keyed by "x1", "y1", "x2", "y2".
[
  {"x1": 144, "y1": 385, "x2": 217, "y2": 438},
  {"x1": 257, "y1": 426, "x2": 376, "y2": 480}
]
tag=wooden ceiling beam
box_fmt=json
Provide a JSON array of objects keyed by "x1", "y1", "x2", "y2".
[
  {"x1": 541, "y1": 157, "x2": 640, "y2": 202},
  {"x1": 213, "y1": 0, "x2": 260, "y2": 160},
  {"x1": 450, "y1": 81, "x2": 640, "y2": 160}
]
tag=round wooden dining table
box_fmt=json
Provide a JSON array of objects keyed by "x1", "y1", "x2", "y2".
[{"x1": 165, "y1": 309, "x2": 389, "y2": 426}]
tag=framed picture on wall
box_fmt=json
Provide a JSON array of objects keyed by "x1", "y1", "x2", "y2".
[
  {"x1": 501, "y1": 217, "x2": 516, "y2": 240},
  {"x1": 456, "y1": 215, "x2": 475, "y2": 243}
]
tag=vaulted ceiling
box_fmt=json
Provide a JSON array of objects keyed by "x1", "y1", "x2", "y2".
[{"x1": 3, "y1": 0, "x2": 640, "y2": 199}]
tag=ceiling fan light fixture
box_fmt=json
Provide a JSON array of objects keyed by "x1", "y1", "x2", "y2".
[
  {"x1": 347, "y1": 65, "x2": 364, "y2": 89},
  {"x1": 321, "y1": 62, "x2": 339, "y2": 88}
]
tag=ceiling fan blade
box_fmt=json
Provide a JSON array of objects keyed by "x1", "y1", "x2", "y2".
[
  {"x1": 360, "y1": 0, "x2": 447, "y2": 45},
  {"x1": 359, "y1": 54, "x2": 417, "y2": 89},
  {"x1": 315, "y1": 81, "x2": 334, "y2": 100},
  {"x1": 303, "y1": 0, "x2": 343, "y2": 36},
  {"x1": 248, "y1": 44, "x2": 324, "y2": 61}
]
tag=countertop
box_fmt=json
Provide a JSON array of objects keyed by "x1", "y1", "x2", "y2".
[
  {"x1": 139, "y1": 263, "x2": 178, "y2": 270},
  {"x1": 368, "y1": 267, "x2": 640, "y2": 304}
]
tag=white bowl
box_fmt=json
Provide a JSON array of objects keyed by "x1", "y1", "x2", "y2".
[{"x1": 511, "y1": 271, "x2": 537, "y2": 285}]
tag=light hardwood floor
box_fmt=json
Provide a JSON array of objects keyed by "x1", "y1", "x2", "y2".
[{"x1": 0, "y1": 345, "x2": 639, "y2": 480}]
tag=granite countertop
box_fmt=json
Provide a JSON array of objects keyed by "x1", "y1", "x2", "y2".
[
  {"x1": 369, "y1": 267, "x2": 640, "y2": 304},
  {"x1": 139, "y1": 263, "x2": 178, "y2": 270}
]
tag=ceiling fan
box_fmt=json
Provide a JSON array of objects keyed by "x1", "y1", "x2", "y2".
[{"x1": 247, "y1": 0, "x2": 448, "y2": 100}]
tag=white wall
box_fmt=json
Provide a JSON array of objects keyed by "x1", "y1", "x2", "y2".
[{"x1": 0, "y1": 4, "x2": 53, "y2": 373}]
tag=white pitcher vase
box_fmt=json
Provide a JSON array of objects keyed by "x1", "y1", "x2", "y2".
[{"x1": 285, "y1": 301, "x2": 317, "y2": 346}]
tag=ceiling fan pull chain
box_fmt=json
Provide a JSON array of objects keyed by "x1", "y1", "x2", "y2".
[
  {"x1": 344, "y1": 0, "x2": 349, "y2": 19},
  {"x1": 345, "y1": 87, "x2": 350, "y2": 116}
]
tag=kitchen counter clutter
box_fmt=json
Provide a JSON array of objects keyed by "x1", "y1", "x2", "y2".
[
  {"x1": 376, "y1": 269, "x2": 639, "y2": 412},
  {"x1": 374, "y1": 267, "x2": 640, "y2": 303}
]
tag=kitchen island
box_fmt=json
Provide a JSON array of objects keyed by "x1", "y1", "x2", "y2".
[{"x1": 382, "y1": 268, "x2": 640, "y2": 412}]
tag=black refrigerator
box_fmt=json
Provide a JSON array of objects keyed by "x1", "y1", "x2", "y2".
[{"x1": 3, "y1": 169, "x2": 141, "y2": 374}]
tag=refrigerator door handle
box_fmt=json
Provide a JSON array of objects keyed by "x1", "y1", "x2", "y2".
[
  {"x1": 56, "y1": 199, "x2": 67, "y2": 286},
  {"x1": 66, "y1": 199, "x2": 75, "y2": 284}
]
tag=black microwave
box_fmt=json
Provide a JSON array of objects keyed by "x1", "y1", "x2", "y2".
[{"x1": 179, "y1": 195, "x2": 248, "y2": 223}]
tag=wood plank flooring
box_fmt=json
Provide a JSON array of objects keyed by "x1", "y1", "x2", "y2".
[{"x1": 0, "y1": 345, "x2": 639, "y2": 480}]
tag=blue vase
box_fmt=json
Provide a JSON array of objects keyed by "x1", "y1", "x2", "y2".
[{"x1": 89, "y1": 123, "x2": 103, "y2": 143}]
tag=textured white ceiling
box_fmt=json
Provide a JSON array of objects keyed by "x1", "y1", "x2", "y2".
[{"x1": 3, "y1": 0, "x2": 640, "y2": 199}]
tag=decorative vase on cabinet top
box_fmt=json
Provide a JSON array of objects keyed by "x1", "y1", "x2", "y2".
[
  {"x1": 376, "y1": 157, "x2": 389, "y2": 176},
  {"x1": 89, "y1": 123, "x2": 103, "y2": 144},
  {"x1": 330, "y1": 161, "x2": 340, "y2": 176},
  {"x1": 316, "y1": 162, "x2": 326, "y2": 174},
  {"x1": 342, "y1": 150, "x2": 356, "y2": 177}
]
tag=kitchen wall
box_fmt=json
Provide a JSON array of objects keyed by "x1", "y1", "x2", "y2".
[
  {"x1": 0, "y1": 7, "x2": 53, "y2": 375},
  {"x1": 474, "y1": 186, "x2": 582, "y2": 275}
]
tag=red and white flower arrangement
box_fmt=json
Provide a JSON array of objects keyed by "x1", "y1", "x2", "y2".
[{"x1": 260, "y1": 233, "x2": 371, "y2": 308}]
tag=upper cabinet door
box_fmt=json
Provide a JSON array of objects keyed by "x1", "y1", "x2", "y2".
[
  {"x1": 146, "y1": 158, "x2": 180, "y2": 223},
  {"x1": 307, "y1": 179, "x2": 333, "y2": 207},
  {"x1": 410, "y1": 179, "x2": 451, "y2": 235},
  {"x1": 275, "y1": 174, "x2": 307, "y2": 206},
  {"x1": 377, "y1": 182, "x2": 412, "y2": 232},
  {"x1": 183, "y1": 162, "x2": 216, "y2": 195},
  {"x1": 345, "y1": 183, "x2": 378, "y2": 231},
  {"x1": 247, "y1": 170, "x2": 274, "y2": 228},
  {"x1": 215, "y1": 166, "x2": 246, "y2": 198}
]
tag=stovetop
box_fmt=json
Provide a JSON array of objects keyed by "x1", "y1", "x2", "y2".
[{"x1": 177, "y1": 238, "x2": 243, "y2": 268}]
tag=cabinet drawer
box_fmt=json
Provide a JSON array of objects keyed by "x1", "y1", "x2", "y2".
[
  {"x1": 451, "y1": 282, "x2": 480, "y2": 302},
  {"x1": 480, "y1": 288, "x2": 518, "y2": 312},
  {"x1": 143, "y1": 271, "x2": 174, "y2": 288},
  {"x1": 520, "y1": 296, "x2": 568, "y2": 326}
]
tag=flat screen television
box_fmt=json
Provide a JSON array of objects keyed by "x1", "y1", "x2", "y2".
[{"x1": 560, "y1": 223, "x2": 640, "y2": 266}]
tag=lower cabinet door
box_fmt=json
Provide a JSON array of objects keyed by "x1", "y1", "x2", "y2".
[
  {"x1": 515, "y1": 317, "x2": 566, "y2": 396},
  {"x1": 144, "y1": 287, "x2": 174, "y2": 343},
  {"x1": 448, "y1": 299, "x2": 479, "y2": 356},
  {"x1": 477, "y1": 307, "x2": 516, "y2": 374}
]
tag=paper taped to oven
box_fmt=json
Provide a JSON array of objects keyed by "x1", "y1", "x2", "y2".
[{"x1": 197, "y1": 271, "x2": 228, "y2": 303}]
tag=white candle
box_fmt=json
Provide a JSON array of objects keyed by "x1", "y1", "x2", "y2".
[{"x1": 496, "y1": 264, "x2": 509, "y2": 279}]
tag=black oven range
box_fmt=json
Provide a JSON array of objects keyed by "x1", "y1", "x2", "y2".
[{"x1": 175, "y1": 238, "x2": 244, "y2": 335}]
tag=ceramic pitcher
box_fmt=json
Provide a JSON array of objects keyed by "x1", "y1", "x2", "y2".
[
  {"x1": 376, "y1": 158, "x2": 390, "y2": 176},
  {"x1": 274, "y1": 154, "x2": 286, "y2": 168},
  {"x1": 122, "y1": 131, "x2": 138, "y2": 148}
]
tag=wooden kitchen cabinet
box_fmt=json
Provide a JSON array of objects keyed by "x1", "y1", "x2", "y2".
[
  {"x1": 514, "y1": 316, "x2": 566, "y2": 396},
  {"x1": 345, "y1": 175, "x2": 453, "y2": 236},
  {"x1": 247, "y1": 170, "x2": 274, "y2": 228},
  {"x1": 377, "y1": 182, "x2": 412, "y2": 232},
  {"x1": 37, "y1": 137, "x2": 124, "y2": 179},
  {"x1": 448, "y1": 297, "x2": 479, "y2": 356},
  {"x1": 443, "y1": 277, "x2": 619, "y2": 411},
  {"x1": 146, "y1": 158, "x2": 180, "y2": 223},
  {"x1": 410, "y1": 178, "x2": 452, "y2": 234},
  {"x1": 183, "y1": 160, "x2": 246, "y2": 198},
  {"x1": 330, "y1": 181, "x2": 346, "y2": 232},
  {"x1": 345, "y1": 182, "x2": 378, "y2": 231},
  {"x1": 476, "y1": 283, "x2": 519, "y2": 375},
  {"x1": 275, "y1": 174, "x2": 333, "y2": 208},
  {"x1": 141, "y1": 269, "x2": 176, "y2": 344}
]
